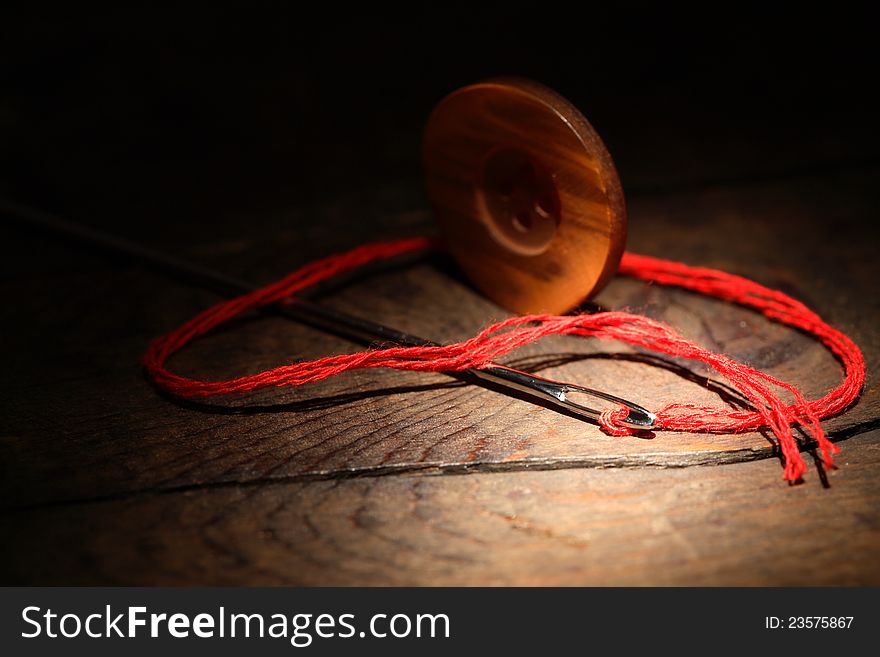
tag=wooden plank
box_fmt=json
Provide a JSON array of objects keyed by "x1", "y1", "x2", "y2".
[
  {"x1": 2, "y1": 172, "x2": 878, "y2": 508},
  {"x1": 3, "y1": 430, "x2": 879, "y2": 585}
]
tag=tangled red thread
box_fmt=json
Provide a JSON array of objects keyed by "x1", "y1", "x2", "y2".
[{"x1": 143, "y1": 237, "x2": 865, "y2": 482}]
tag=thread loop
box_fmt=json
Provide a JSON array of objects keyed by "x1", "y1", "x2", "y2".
[
  {"x1": 144, "y1": 238, "x2": 864, "y2": 482},
  {"x1": 598, "y1": 406, "x2": 632, "y2": 437}
]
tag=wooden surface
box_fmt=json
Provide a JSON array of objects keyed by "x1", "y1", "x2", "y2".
[
  {"x1": 5, "y1": 433, "x2": 880, "y2": 585},
  {"x1": 2, "y1": 167, "x2": 879, "y2": 585},
  {"x1": 424, "y1": 79, "x2": 626, "y2": 314}
]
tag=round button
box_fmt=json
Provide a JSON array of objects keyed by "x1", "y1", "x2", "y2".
[{"x1": 423, "y1": 78, "x2": 627, "y2": 314}]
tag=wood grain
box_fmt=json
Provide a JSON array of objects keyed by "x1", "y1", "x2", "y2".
[
  {"x1": 2, "y1": 173, "x2": 878, "y2": 511},
  {"x1": 3, "y1": 430, "x2": 879, "y2": 585}
]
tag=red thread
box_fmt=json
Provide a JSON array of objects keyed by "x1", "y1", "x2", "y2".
[
  {"x1": 143, "y1": 238, "x2": 865, "y2": 482},
  {"x1": 597, "y1": 406, "x2": 631, "y2": 437}
]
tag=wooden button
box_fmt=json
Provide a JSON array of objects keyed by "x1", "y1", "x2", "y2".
[{"x1": 423, "y1": 78, "x2": 627, "y2": 314}]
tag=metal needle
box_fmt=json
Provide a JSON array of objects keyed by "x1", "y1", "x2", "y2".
[{"x1": 2, "y1": 200, "x2": 656, "y2": 430}]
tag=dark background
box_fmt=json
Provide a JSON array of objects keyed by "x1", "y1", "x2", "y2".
[{"x1": 1, "y1": 5, "x2": 877, "y2": 244}]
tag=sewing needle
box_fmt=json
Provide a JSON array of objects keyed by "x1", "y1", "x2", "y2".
[{"x1": 3, "y1": 200, "x2": 656, "y2": 430}]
